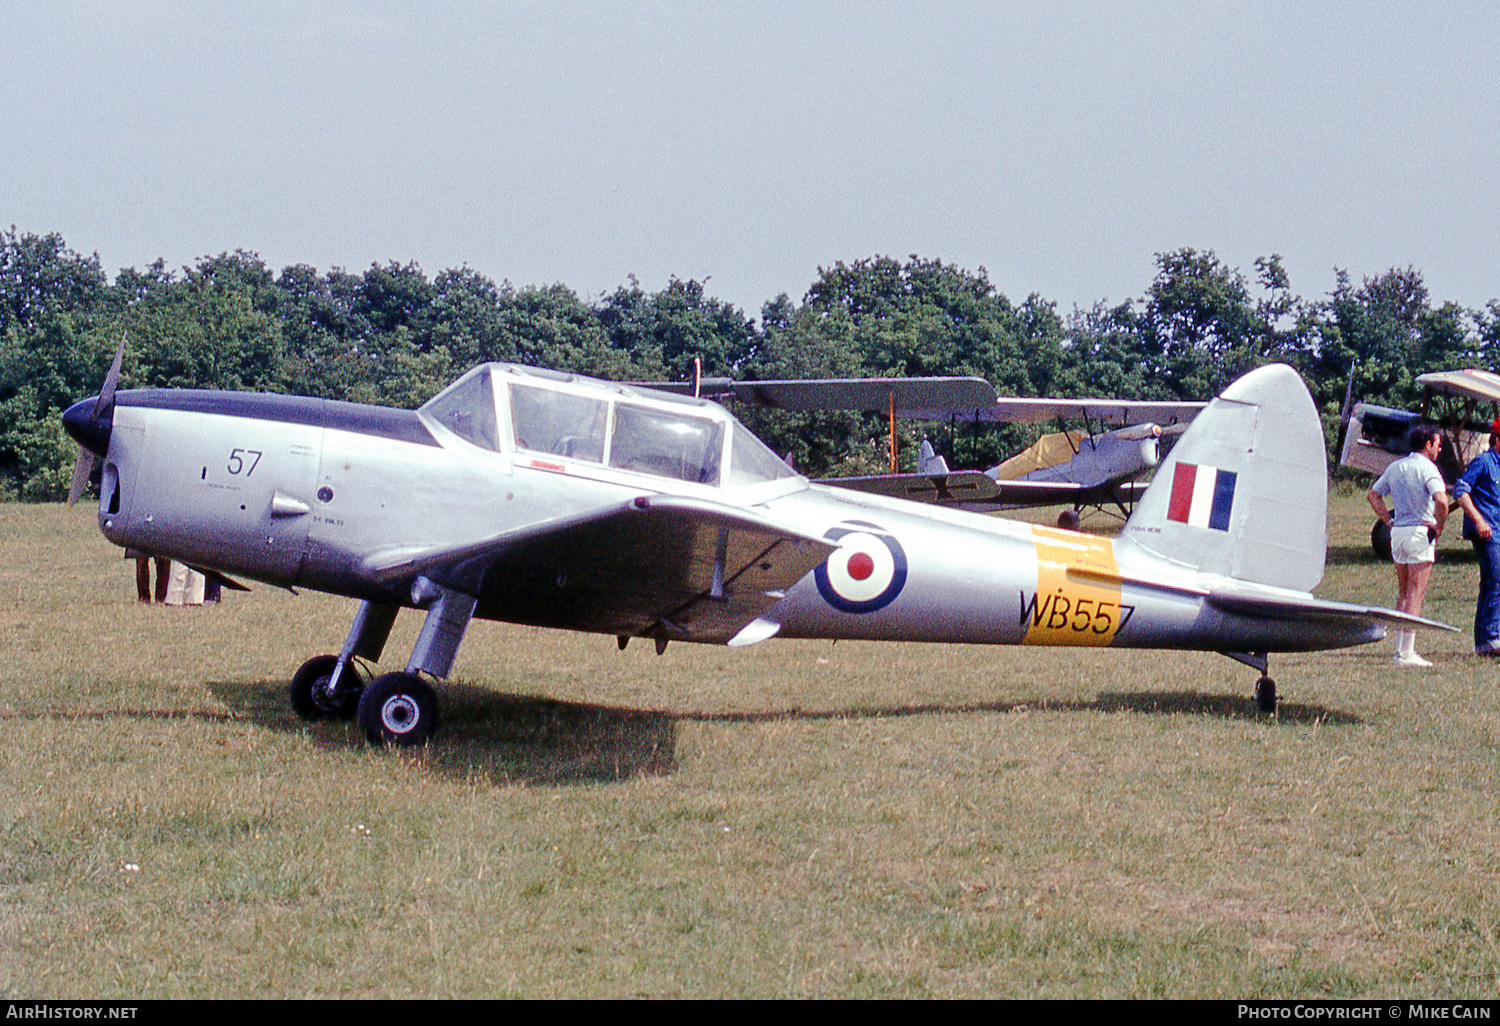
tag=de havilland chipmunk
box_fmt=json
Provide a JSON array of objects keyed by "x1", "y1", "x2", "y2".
[{"x1": 63, "y1": 346, "x2": 1453, "y2": 746}]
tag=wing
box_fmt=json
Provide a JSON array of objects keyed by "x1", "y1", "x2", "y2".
[
  {"x1": 1415, "y1": 368, "x2": 1500, "y2": 403},
  {"x1": 818, "y1": 471, "x2": 1004, "y2": 504},
  {"x1": 818, "y1": 473, "x2": 1148, "y2": 510},
  {"x1": 906, "y1": 397, "x2": 1207, "y2": 426},
  {"x1": 632, "y1": 375, "x2": 1204, "y2": 427},
  {"x1": 362, "y1": 496, "x2": 835, "y2": 644},
  {"x1": 634, "y1": 376, "x2": 999, "y2": 414}
]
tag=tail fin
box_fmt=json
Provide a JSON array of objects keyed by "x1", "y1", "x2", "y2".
[
  {"x1": 917, "y1": 439, "x2": 949, "y2": 475},
  {"x1": 1121, "y1": 363, "x2": 1326, "y2": 592}
]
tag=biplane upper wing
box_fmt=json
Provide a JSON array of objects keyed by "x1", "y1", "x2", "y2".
[
  {"x1": 362, "y1": 496, "x2": 836, "y2": 643},
  {"x1": 637, "y1": 375, "x2": 1205, "y2": 427},
  {"x1": 1414, "y1": 368, "x2": 1500, "y2": 403},
  {"x1": 904, "y1": 397, "x2": 1207, "y2": 426},
  {"x1": 639, "y1": 376, "x2": 1000, "y2": 414}
]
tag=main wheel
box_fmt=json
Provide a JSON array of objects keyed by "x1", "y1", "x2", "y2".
[
  {"x1": 1371, "y1": 518, "x2": 1392, "y2": 560},
  {"x1": 1056, "y1": 509, "x2": 1082, "y2": 531},
  {"x1": 357, "y1": 672, "x2": 439, "y2": 747},
  {"x1": 1255, "y1": 675, "x2": 1277, "y2": 713},
  {"x1": 290, "y1": 655, "x2": 365, "y2": 721}
]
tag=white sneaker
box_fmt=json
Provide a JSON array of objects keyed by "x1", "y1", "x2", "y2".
[{"x1": 1392, "y1": 652, "x2": 1433, "y2": 667}]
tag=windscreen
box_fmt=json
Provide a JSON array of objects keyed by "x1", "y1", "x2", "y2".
[
  {"x1": 422, "y1": 368, "x2": 499, "y2": 451},
  {"x1": 725, "y1": 419, "x2": 798, "y2": 486}
]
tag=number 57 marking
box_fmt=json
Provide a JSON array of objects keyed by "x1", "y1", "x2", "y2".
[{"x1": 228, "y1": 449, "x2": 263, "y2": 476}]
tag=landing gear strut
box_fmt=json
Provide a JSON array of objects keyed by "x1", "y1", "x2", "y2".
[
  {"x1": 287, "y1": 583, "x2": 477, "y2": 748},
  {"x1": 1224, "y1": 651, "x2": 1277, "y2": 713}
]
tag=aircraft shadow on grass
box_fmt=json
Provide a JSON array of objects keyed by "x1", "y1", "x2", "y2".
[{"x1": 204, "y1": 678, "x2": 1360, "y2": 787}]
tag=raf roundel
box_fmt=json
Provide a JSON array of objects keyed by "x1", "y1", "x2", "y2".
[{"x1": 815, "y1": 521, "x2": 908, "y2": 613}]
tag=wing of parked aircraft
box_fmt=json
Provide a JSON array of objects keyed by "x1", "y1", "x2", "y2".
[{"x1": 363, "y1": 492, "x2": 835, "y2": 647}]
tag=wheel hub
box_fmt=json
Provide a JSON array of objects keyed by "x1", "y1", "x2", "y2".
[
  {"x1": 381, "y1": 694, "x2": 420, "y2": 734},
  {"x1": 313, "y1": 676, "x2": 342, "y2": 711}
]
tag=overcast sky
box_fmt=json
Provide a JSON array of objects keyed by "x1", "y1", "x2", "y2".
[{"x1": 4, "y1": 1, "x2": 1496, "y2": 320}]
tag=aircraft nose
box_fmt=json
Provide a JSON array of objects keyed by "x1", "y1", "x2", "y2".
[{"x1": 63, "y1": 396, "x2": 113, "y2": 457}]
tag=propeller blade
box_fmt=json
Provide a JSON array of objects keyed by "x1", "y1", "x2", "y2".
[
  {"x1": 66, "y1": 449, "x2": 95, "y2": 509},
  {"x1": 92, "y1": 332, "x2": 127, "y2": 419},
  {"x1": 66, "y1": 332, "x2": 127, "y2": 509}
]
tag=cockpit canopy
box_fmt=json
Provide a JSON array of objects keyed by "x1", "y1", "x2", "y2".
[{"x1": 420, "y1": 364, "x2": 800, "y2": 489}]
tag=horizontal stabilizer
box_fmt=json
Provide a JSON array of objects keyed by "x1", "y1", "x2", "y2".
[
  {"x1": 1205, "y1": 588, "x2": 1457, "y2": 632},
  {"x1": 1070, "y1": 565, "x2": 1457, "y2": 633},
  {"x1": 191, "y1": 566, "x2": 253, "y2": 593}
]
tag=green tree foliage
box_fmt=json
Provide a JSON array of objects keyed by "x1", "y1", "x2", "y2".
[
  {"x1": 6, "y1": 226, "x2": 1498, "y2": 500},
  {"x1": 0, "y1": 229, "x2": 114, "y2": 499},
  {"x1": 597, "y1": 276, "x2": 758, "y2": 381},
  {"x1": 1138, "y1": 248, "x2": 1302, "y2": 399}
]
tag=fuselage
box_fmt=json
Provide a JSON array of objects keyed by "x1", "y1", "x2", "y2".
[{"x1": 76, "y1": 364, "x2": 1382, "y2": 658}]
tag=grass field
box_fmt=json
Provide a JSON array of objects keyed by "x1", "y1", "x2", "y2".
[{"x1": 2, "y1": 488, "x2": 1498, "y2": 998}]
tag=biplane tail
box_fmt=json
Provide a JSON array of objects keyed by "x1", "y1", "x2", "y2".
[{"x1": 1121, "y1": 363, "x2": 1327, "y2": 593}]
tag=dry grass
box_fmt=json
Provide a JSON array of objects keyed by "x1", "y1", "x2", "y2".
[{"x1": 1, "y1": 490, "x2": 1498, "y2": 998}]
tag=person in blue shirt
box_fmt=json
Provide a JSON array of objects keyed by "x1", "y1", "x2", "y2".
[{"x1": 1453, "y1": 418, "x2": 1500, "y2": 655}]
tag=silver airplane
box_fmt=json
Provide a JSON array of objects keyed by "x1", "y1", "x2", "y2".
[{"x1": 63, "y1": 355, "x2": 1451, "y2": 746}]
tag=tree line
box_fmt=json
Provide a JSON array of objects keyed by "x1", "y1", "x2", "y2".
[{"x1": 3, "y1": 225, "x2": 1498, "y2": 500}]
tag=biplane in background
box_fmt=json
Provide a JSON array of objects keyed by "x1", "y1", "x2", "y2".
[
  {"x1": 65, "y1": 347, "x2": 1451, "y2": 748},
  {"x1": 1340, "y1": 368, "x2": 1500, "y2": 555},
  {"x1": 642, "y1": 374, "x2": 1206, "y2": 528}
]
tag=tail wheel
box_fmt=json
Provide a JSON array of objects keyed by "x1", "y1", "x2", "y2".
[
  {"x1": 1256, "y1": 675, "x2": 1277, "y2": 713},
  {"x1": 358, "y1": 672, "x2": 439, "y2": 747},
  {"x1": 290, "y1": 655, "x2": 365, "y2": 721}
]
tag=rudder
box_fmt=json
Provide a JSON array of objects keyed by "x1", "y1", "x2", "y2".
[{"x1": 1120, "y1": 363, "x2": 1326, "y2": 592}]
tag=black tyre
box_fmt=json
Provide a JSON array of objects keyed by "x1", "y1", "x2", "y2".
[
  {"x1": 1056, "y1": 509, "x2": 1082, "y2": 532},
  {"x1": 1371, "y1": 519, "x2": 1392, "y2": 560},
  {"x1": 290, "y1": 655, "x2": 364, "y2": 721},
  {"x1": 357, "y1": 672, "x2": 439, "y2": 747},
  {"x1": 1255, "y1": 676, "x2": 1277, "y2": 713}
]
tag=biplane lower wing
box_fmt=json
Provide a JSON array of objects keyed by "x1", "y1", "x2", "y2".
[
  {"x1": 363, "y1": 496, "x2": 835, "y2": 642},
  {"x1": 818, "y1": 472, "x2": 1150, "y2": 510}
]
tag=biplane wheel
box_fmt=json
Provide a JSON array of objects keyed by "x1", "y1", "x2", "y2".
[
  {"x1": 1255, "y1": 675, "x2": 1277, "y2": 713},
  {"x1": 358, "y1": 672, "x2": 439, "y2": 747},
  {"x1": 1371, "y1": 519, "x2": 1392, "y2": 560},
  {"x1": 289, "y1": 655, "x2": 364, "y2": 721},
  {"x1": 1056, "y1": 509, "x2": 1081, "y2": 531}
]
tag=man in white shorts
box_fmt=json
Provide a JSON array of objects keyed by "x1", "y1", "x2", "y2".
[{"x1": 1368, "y1": 424, "x2": 1449, "y2": 666}]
